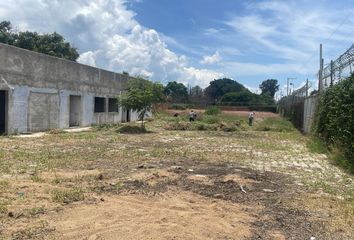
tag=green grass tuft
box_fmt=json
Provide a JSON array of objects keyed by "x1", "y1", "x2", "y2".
[
  {"x1": 51, "y1": 187, "x2": 85, "y2": 204},
  {"x1": 116, "y1": 125, "x2": 149, "y2": 134},
  {"x1": 255, "y1": 117, "x2": 295, "y2": 132},
  {"x1": 307, "y1": 137, "x2": 327, "y2": 154}
]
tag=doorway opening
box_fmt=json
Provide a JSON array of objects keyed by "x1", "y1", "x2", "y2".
[
  {"x1": 0, "y1": 90, "x2": 7, "y2": 134},
  {"x1": 126, "y1": 109, "x2": 131, "y2": 122},
  {"x1": 69, "y1": 95, "x2": 81, "y2": 127}
]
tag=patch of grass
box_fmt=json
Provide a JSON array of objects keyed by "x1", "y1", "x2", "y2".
[
  {"x1": 93, "y1": 123, "x2": 121, "y2": 131},
  {"x1": 200, "y1": 115, "x2": 220, "y2": 124},
  {"x1": 48, "y1": 129, "x2": 66, "y2": 134},
  {"x1": 163, "y1": 113, "x2": 243, "y2": 132},
  {"x1": 27, "y1": 206, "x2": 46, "y2": 217},
  {"x1": 255, "y1": 117, "x2": 295, "y2": 132},
  {"x1": 0, "y1": 202, "x2": 8, "y2": 214},
  {"x1": 51, "y1": 187, "x2": 85, "y2": 204},
  {"x1": 307, "y1": 137, "x2": 327, "y2": 154},
  {"x1": 305, "y1": 180, "x2": 336, "y2": 195},
  {"x1": 164, "y1": 121, "x2": 191, "y2": 131},
  {"x1": 0, "y1": 180, "x2": 9, "y2": 192},
  {"x1": 116, "y1": 125, "x2": 149, "y2": 134},
  {"x1": 330, "y1": 150, "x2": 354, "y2": 174},
  {"x1": 30, "y1": 174, "x2": 44, "y2": 183},
  {"x1": 195, "y1": 123, "x2": 208, "y2": 131},
  {"x1": 204, "y1": 106, "x2": 221, "y2": 115}
]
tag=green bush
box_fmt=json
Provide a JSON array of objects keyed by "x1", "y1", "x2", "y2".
[
  {"x1": 205, "y1": 106, "x2": 221, "y2": 115},
  {"x1": 116, "y1": 125, "x2": 149, "y2": 134},
  {"x1": 315, "y1": 74, "x2": 354, "y2": 170}
]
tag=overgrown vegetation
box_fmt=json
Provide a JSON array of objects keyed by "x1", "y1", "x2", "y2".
[
  {"x1": 315, "y1": 74, "x2": 354, "y2": 172},
  {"x1": 255, "y1": 117, "x2": 295, "y2": 132},
  {"x1": 161, "y1": 112, "x2": 244, "y2": 132},
  {"x1": 204, "y1": 106, "x2": 221, "y2": 115},
  {"x1": 307, "y1": 137, "x2": 327, "y2": 154},
  {"x1": 116, "y1": 125, "x2": 150, "y2": 134}
]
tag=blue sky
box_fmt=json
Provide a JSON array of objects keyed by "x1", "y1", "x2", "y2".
[{"x1": 1, "y1": 0, "x2": 354, "y2": 97}]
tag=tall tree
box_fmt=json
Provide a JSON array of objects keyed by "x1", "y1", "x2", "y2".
[
  {"x1": 259, "y1": 79, "x2": 279, "y2": 98},
  {"x1": 0, "y1": 20, "x2": 79, "y2": 61},
  {"x1": 189, "y1": 85, "x2": 204, "y2": 103},
  {"x1": 0, "y1": 21, "x2": 14, "y2": 44},
  {"x1": 204, "y1": 78, "x2": 247, "y2": 102},
  {"x1": 163, "y1": 81, "x2": 188, "y2": 103},
  {"x1": 118, "y1": 77, "x2": 165, "y2": 128}
]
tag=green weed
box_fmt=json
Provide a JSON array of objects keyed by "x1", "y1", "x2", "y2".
[
  {"x1": 307, "y1": 137, "x2": 327, "y2": 154},
  {"x1": 255, "y1": 117, "x2": 295, "y2": 132},
  {"x1": 51, "y1": 187, "x2": 85, "y2": 204}
]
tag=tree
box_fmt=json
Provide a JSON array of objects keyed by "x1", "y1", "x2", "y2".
[
  {"x1": 163, "y1": 81, "x2": 188, "y2": 103},
  {"x1": 0, "y1": 21, "x2": 14, "y2": 44},
  {"x1": 189, "y1": 85, "x2": 204, "y2": 103},
  {"x1": 220, "y1": 91, "x2": 254, "y2": 106},
  {"x1": 0, "y1": 20, "x2": 79, "y2": 61},
  {"x1": 118, "y1": 77, "x2": 165, "y2": 128},
  {"x1": 259, "y1": 79, "x2": 279, "y2": 98},
  {"x1": 204, "y1": 78, "x2": 246, "y2": 102}
]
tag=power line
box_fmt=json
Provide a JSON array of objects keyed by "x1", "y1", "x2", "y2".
[{"x1": 300, "y1": 9, "x2": 354, "y2": 74}]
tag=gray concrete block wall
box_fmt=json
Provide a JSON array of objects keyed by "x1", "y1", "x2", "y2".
[
  {"x1": 0, "y1": 43, "x2": 141, "y2": 134},
  {"x1": 303, "y1": 95, "x2": 318, "y2": 134}
]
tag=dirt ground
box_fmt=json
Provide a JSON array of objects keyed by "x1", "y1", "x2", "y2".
[{"x1": 0, "y1": 113, "x2": 353, "y2": 240}]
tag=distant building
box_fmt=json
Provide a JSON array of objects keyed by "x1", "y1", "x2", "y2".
[{"x1": 0, "y1": 43, "x2": 138, "y2": 134}]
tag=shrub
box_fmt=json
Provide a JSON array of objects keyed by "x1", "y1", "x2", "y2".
[
  {"x1": 116, "y1": 125, "x2": 149, "y2": 134},
  {"x1": 315, "y1": 74, "x2": 354, "y2": 170},
  {"x1": 205, "y1": 106, "x2": 221, "y2": 115}
]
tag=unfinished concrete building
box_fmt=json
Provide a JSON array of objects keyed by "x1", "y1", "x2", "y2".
[{"x1": 0, "y1": 43, "x2": 139, "y2": 134}]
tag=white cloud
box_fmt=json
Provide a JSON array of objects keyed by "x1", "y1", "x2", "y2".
[
  {"x1": 183, "y1": 67, "x2": 224, "y2": 87},
  {"x1": 224, "y1": 0, "x2": 354, "y2": 75},
  {"x1": 0, "y1": 0, "x2": 223, "y2": 87},
  {"x1": 78, "y1": 50, "x2": 101, "y2": 67},
  {"x1": 200, "y1": 51, "x2": 222, "y2": 65}
]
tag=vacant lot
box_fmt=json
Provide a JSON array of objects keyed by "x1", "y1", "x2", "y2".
[{"x1": 0, "y1": 112, "x2": 353, "y2": 239}]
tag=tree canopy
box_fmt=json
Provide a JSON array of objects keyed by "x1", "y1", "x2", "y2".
[
  {"x1": 118, "y1": 77, "x2": 165, "y2": 128},
  {"x1": 259, "y1": 79, "x2": 279, "y2": 98},
  {"x1": 0, "y1": 20, "x2": 79, "y2": 61},
  {"x1": 189, "y1": 85, "x2": 204, "y2": 103},
  {"x1": 163, "y1": 81, "x2": 188, "y2": 103},
  {"x1": 204, "y1": 78, "x2": 246, "y2": 102}
]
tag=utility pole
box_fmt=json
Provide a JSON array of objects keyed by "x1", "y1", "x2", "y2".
[
  {"x1": 287, "y1": 78, "x2": 289, "y2": 96},
  {"x1": 306, "y1": 78, "x2": 309, "y2": 97},
  {"x1": 287, "y1": 77, "x2": 296, "y2": 96},
  {"x1": 318, "y1": 44, "x2": 323, "y2": 93}
]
